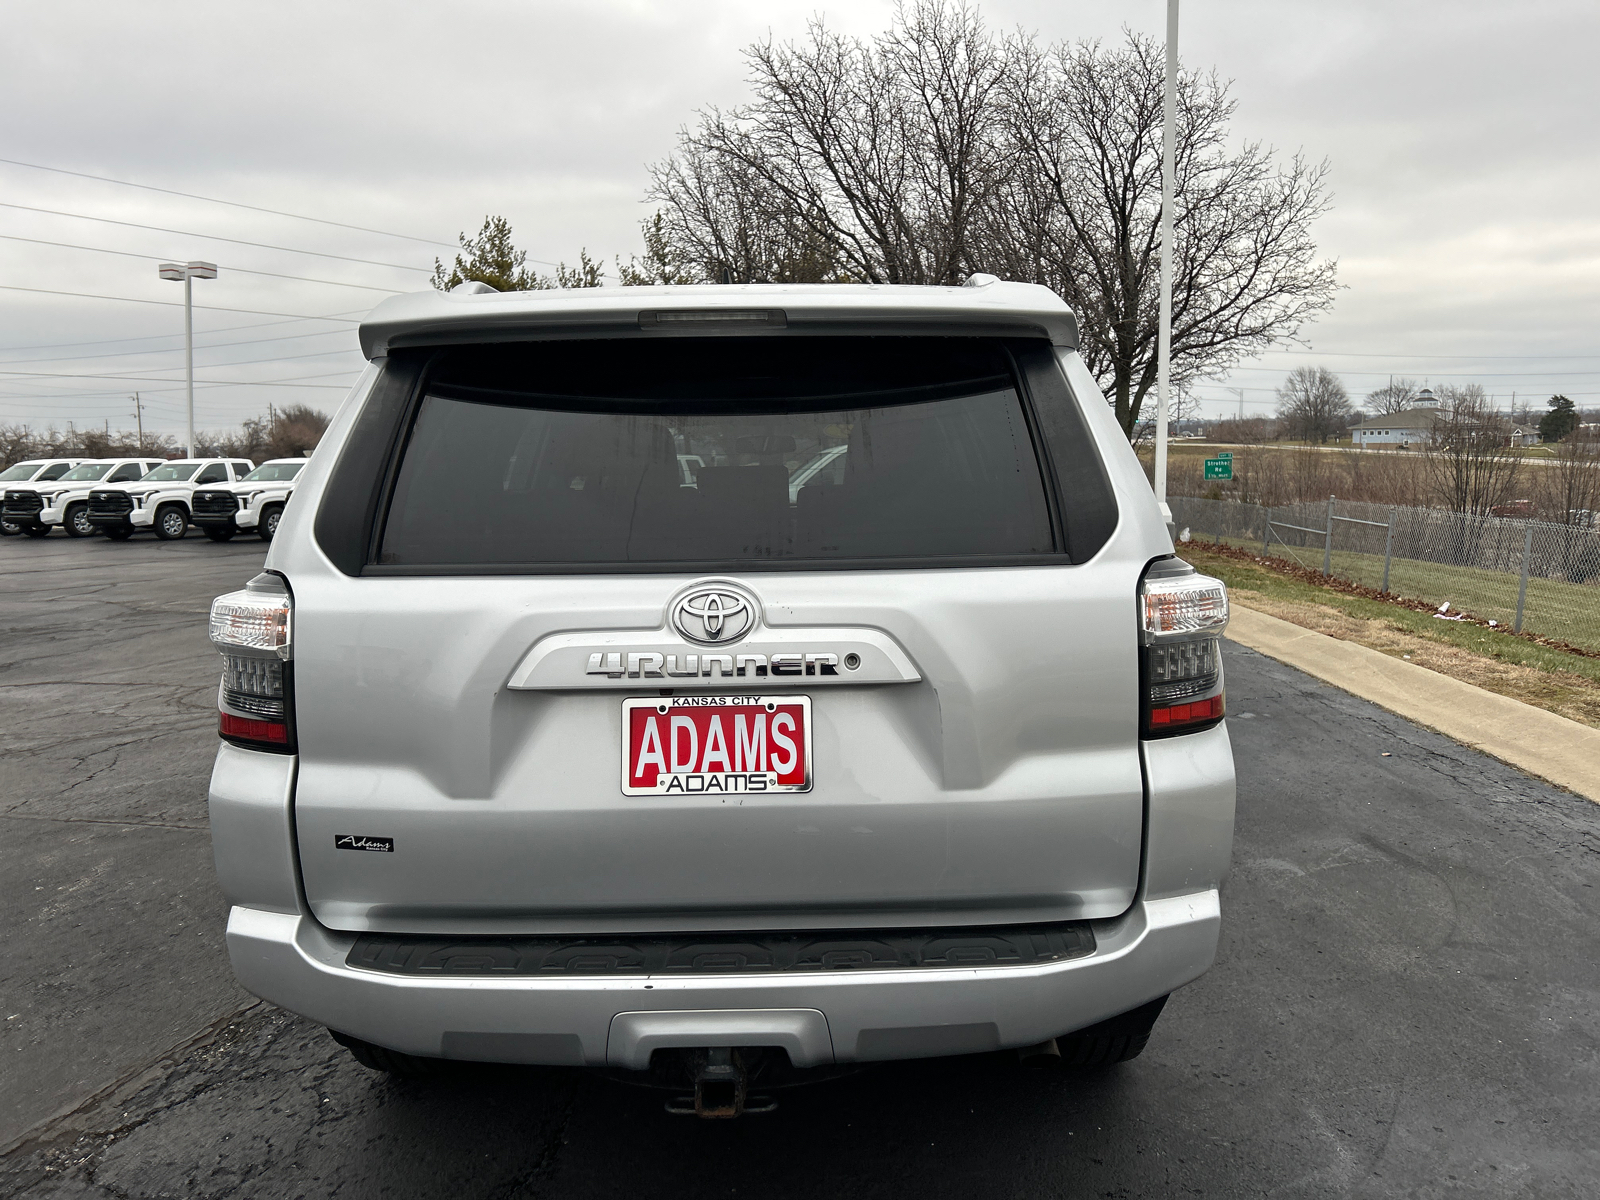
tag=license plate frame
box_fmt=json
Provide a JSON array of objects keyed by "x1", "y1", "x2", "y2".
[{"x1": 621, "y1": 695, "x2": 812, "y2": 796}]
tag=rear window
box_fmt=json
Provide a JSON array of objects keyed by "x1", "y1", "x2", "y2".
[{"x1": 378, "y1": 338, "x2": 1056, "y2": 567}]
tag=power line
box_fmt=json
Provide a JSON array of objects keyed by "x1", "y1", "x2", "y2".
[
  {"x1": 40, "y1": 348, "x2": 363, "y2": 380},
  {"x1": 0, "y1": 284, "x2": 363, "y2": 322},
  {"x1": 1221, "y1": 365, "x2": 1600, "y2": 379},
  {"x1": 1263, "y1": 348, "x2": 1600, "y2": 361},
  {"x1": 0, "y1": 310, "x2": 366, "y2": 352},
  {"x1": 0, "y1": 233, "x2": 406, "y2": 293},
  {"x1": 0, "y1": 368, "x2": 358, "y2": 388},
  {"x1": 0, "y1": 327, "x2": 353, "y2": 367},
  {"x1": 0, "y1": 371, "x2": 358, "y2": 407},
  {"x1": 0, "y1": 157, "x2": 457, "y2": 248},
  {"x1": 0, "y1": 201, "x2": 432, "y2": 272}
]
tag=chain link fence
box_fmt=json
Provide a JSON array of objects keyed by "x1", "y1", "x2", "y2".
[{"x1": 1169, "y1": 495, "x2": 1600, "y2": 653}]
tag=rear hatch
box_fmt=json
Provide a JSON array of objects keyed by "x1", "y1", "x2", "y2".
[{"x1": 291, "y1": 334, "x2": 1142, "y2": 935}]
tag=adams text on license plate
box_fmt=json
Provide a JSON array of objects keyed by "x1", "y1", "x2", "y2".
[{"x1": 621, "y1": 695, "x2": 811, "y2": 796}]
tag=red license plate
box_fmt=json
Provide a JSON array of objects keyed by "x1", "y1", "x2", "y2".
[{"x1": 621, "y1": 695, "x2": 812, "y2": 796}]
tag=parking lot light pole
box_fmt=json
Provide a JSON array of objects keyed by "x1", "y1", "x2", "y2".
[
  {"x1": 159, "y1": 261, "x2": 217, "y2": 458},
  {"x1": 1154, "y1": 0, "x2": 1178, "y2": 520}
]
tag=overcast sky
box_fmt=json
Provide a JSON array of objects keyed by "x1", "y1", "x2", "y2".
[{"x1": 3, "y1": 0, "x2": 1597, "y2": 437}]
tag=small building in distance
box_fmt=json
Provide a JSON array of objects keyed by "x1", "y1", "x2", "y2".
[
  {"x1": 1507, "y1": 426, "x2": 1541, "y2": 448},
  {"x1": 1350, "y1": 405, "x2": 1440, "y2": 447}
]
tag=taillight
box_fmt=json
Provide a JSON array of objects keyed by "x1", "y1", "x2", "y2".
[
  {"x1": 210, "y1": 573, "x2": 294, "y2": 753},
  {"x1": 1139, "y1": 560, "x2": 1228, "y2": 738}
]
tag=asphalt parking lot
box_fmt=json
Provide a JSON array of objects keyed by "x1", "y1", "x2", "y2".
[{"x1": 2, "y1": 532, "x2": 1598, "y2": 1198}]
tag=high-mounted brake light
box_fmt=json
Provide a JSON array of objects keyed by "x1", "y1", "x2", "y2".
[
  {"x1": 210, "y1": 573, "x2": 294, "y2": 753},
  {"x1": 639, "y1": 309, "x2": 787, "y2": 329},
  {"x1": 1139, "y1": 561, "x2": 1228, "y2": 739}
]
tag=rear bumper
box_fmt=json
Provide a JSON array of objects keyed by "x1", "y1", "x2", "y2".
[{"x1": 224, "y1": 890, "x2": 1221, "y2": 1067}]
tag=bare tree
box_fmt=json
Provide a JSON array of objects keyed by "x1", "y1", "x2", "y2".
[
  {"x1": 1364, "y1": 377, "x2": 1420, "y2": 415},
  {"x1": 1424, "y1": 384, "x2": 1521, "y2": 517},
  {"x1": 1535, "y1": 428, "x2": 1600, "y2": 580},
  {"x1": 215, "y1": 416, "x2": 270, "y2": 461},
  {"x1": 265, "y1": 404, "x2": 330, "y2": 458},
  {"x1": 638, "y1": 137, "x2": 857, "y2": 284},
  {"x1": 0, "y1": 424, "x2": 36, "y2": 468},
  {"x1": 991, "y1": 31, "x2": 1338, "y2": 436},
  {"x1": 1275, "y1": 366, "x2": 1352, "y2": 443},
  {"x1": 1132, "y1": 384, "x2": 1200, "y2": 448},
  {"x1": 616, "y1": 212, "x2": 710, "y2": 286},
  {"x1": 1209, "y1": 415, "x2": 1276, "y2": 444},
  {"x1": 1536, "y1": 426, "x2": 1600, "y2": 525},
  {"x1": 646, "y1": 3, "x2": 1010, "y2": 286},
  {"x1": 640, "y1": 5, "x2": 1338, "y2": 439},
  {"x1": 1, "y1": 422, "x2": 178, "y2": 465}
]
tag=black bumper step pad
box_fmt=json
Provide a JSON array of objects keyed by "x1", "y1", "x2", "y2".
[{"x1": 347, "y1": 921, "x2": 1096, "y2": 977}]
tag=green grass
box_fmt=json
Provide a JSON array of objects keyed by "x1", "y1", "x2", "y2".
[
  {"x1": 1189, "y1": 533, "x2": 1600, "y2": 653},
  {"x1": 1180, "y1": 544, "x2": 1600, "y2": 686}
]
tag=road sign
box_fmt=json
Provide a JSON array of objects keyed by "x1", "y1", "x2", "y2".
[
  {"x1": 1216, "y1": 451, "x2": 1232, "y2": 460},
  {"x1": 1204, "y1": 458, "x2": 1233, "y2": 480}
]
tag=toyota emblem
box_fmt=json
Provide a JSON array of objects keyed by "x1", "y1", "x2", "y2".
[{"x1": 670, "y1": 583, "x2": 759, "y2": 645}]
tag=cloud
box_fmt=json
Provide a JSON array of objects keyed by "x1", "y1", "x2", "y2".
[{"x1": 1, "y1": 0, "x2": 1596, "y2": 433}]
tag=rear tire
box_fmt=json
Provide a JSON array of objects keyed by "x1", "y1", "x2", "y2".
[
  {"x1": 103, "y1": 525, "x2": 133, "y2": 541},
  {"x1": 1057, "y1": 996, "x2": 1168, "y2": 1067},
  {"x1": 22, "y1": 524, "x2": 49, "y2": 538},
  {"x1": 203, "y1": 526, "x2": 235, "y2": 542},
  {"x1": 329, "y1": 1030, "x2": 444, "y2": 1078},
  {"x1": 258, "y1": 504, "x2": 283, "y2": 541},
  {"x1": 64, "y1": 504, "x2": 95, "y2": 538},
  {"x1": 153, "y1": 504, "x2": 188, "y2": 540}
]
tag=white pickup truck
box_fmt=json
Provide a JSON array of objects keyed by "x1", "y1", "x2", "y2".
[
  {"x1": 191, "y1": 458, "x2": 308, "y2": 542},
  {"x1": 11, "y1": 459, "x2": 167, "y2": 537},
  {"x1": 87, "y1": 458, "x2": 255, "y2": 540},
  {"x1": 1, "y1": 459, "x2": 83, "y2": 536}
]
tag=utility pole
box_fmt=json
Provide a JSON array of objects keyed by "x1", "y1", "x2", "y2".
[
  {"x1": 1229, "y1": 388, "x2": 1245, "y2": 420},
  {"x1": 1154, "y1": 0, "x2": 1178, "y2": 518},
  {"x1": 158, "y1": 261, "x2": 217, "y2": 458},
  {"x1": 132, "y1": 392, "x2": 144, "y2": 449}
]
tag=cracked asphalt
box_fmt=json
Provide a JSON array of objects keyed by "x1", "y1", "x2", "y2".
[{"x1": 3, "y1": 532, "x2": 1598, "y2": 1197}]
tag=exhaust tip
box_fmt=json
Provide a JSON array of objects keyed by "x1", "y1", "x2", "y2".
[{"x1": 1017, "y1": 1037, "x2": 1062, "y2": 1068}]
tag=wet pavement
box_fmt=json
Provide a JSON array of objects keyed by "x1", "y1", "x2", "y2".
[{"x1": 2, "y1": 532, "x2": 1597, "y2": 1197}]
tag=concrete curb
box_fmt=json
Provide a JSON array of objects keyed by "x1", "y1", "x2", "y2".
[{"x1": 1224, "y1": 604, "x2": 1600, "y2": 803}]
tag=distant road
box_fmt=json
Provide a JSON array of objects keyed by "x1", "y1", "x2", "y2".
[{"x1": 1169, "y1": 440, "x2": 1585, "y2": 471}]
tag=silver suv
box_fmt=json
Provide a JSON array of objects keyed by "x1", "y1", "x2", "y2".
[{"x1": 207, "y1": 282, "x2": 1234, "y2": 1114}]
